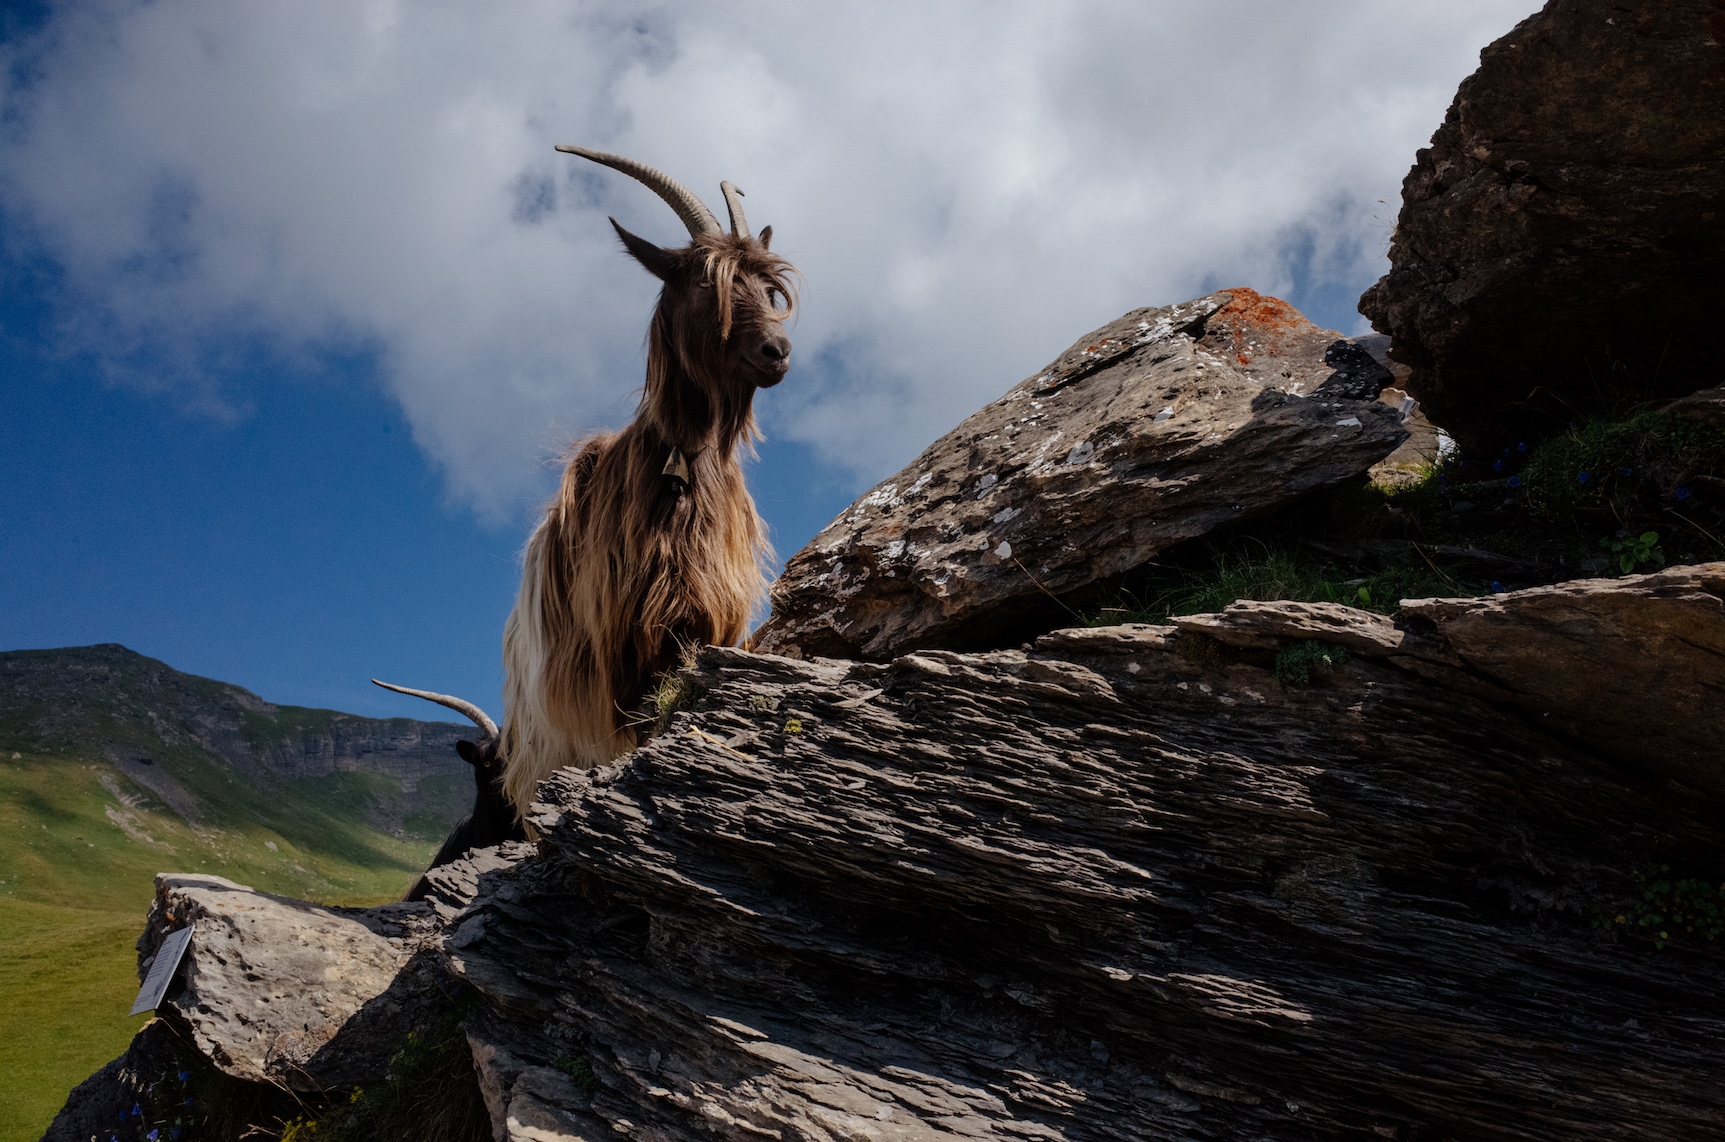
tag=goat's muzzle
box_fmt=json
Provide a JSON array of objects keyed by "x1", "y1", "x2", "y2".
[{"x1": 750, "y1": 329, "x2": 792, "y2": 387}]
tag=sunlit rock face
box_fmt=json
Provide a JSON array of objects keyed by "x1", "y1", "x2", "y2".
[
  {"x1": 1359, "y1": 0, "x2": 1725, "y2": 455},
  {"x1": 46, "y1": 565, "x2": 1725, "y2": 1142},
  {"x1": 754, "y1": 288, "x2": 1405, "y2": 661}
]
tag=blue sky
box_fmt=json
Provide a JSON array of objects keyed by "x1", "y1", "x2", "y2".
[{"x1": 0, "y1": 0, "x2": 1541, "y2": 721}]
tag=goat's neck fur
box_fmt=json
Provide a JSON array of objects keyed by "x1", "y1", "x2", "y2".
[{"x1": 499, "y1": 235, "x2": 784, "y2": 815}]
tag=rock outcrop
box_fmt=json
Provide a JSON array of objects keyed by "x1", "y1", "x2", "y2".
[
  {"x1": 53, "y1": 567, "x2": 1725, "y2": 1142},
  {"x1": 133, "y1": 873, "x2": 447, "y2": 1091},
  {"x1": 754, "y1": 289, "x2": 1407, "y2": 662},
  {"x1": 1358, "y1": 0, "x2": 1725, "y2": 453}
]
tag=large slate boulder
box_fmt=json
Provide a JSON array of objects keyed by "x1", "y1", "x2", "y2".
[
  {"x1": 1358, "y1": 0, "x2": 1725, "y2": 454},
  {"x1": 450, "y1": 578, "x2": 1723, "y2": 1141},
  {"x1": 50, "y1": 569, "x2": 1725, "y2": 1141},
  {"x1": 754, "y1": 289, "x2": 1406, "y2": 661}
]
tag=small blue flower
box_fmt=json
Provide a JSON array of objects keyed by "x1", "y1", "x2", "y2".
[
  {"x1": 1677, "y1": 486, "x2": 1691, "y2": 499},
  {"x1": 1621, "y1": 467, "x2": 1633, "y2": 477},
  {"x1": 1518, "y1": 441, "x2": 1528, "y2": 451},
  {"x1": 1438, "y1": 472, "x2": 1448, "y2": 484},
  {"x1": 132, "y1": 1104, "x2": 142, "y2": 1117},
  {"x1": 185, "y1": 1096, "x2": 195, "y2": 1106},
  {"x1": 1508, "y1": 476, "x2": 1521, "y2": 488},
  {"x1": 1578, "y1": 471, "x2": 1590, "y2": 483},
  {"x1": 1491, "y1": 581, "x2": 1505, "y2": 593},
  {"x1": 149, "y1": 1130, "x2": 159, "y2": 1141},
  {"x1": 172, "y1": 1131, "x2": 182, "y2": 1140},
  {"x1": 1503, "y1": 447, "x2": 1512, "y2": 456},
  {"x1": 178, "y1": 1071, "x2": 189, "y2": 1083},
  {"x1": 1493, "y1": 459, "x2": 1504, "y2": 471}
]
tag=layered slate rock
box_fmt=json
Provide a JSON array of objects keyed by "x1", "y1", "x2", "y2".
[
  {"x1": 1358, "y1": 0, "x2": 1725, "y2": 453},
  {"x1": 754, "y1": 289, "x2": 1406, "y2": 661},
  {"x1": 1397, "y1": 563, "x2": 1725, "y2": 796},
  {"x1": 1171, "y1": 566, "x2": 1725, "y2": 797},
  {"x1": 447, "y1": 603, "x2": 1724, "y2": 1142}
]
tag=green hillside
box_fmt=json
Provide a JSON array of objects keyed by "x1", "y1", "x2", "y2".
[{"x1": 0, "y1": 646, "x2": 480, "y2": 1142}]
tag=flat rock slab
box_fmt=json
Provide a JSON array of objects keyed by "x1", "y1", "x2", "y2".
[
  {"x1": 755, "y1": 289, "x2": 1406, "y2": 661},
  {"x1": 138, "y1": 873, "x2": 439, "y2": 1090},
  {"x1": 1173, "y1": 599, "x2": 1406, "y2": 655},
  {"x1": 1399, "y1": 562, "x2": 1725, "y2": 795}
]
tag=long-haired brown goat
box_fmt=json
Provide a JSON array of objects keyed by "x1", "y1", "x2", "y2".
[
  {"x1": 375, "y1": 148, "x2": 795, "y2": 890},
  {"x1": 498, "y1": 146, "x2": 796, "y2": 813}
]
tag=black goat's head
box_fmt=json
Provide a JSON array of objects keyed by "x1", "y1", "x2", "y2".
[{"x1": 371, "y1": 678, "x2": 517, "y2": 840}]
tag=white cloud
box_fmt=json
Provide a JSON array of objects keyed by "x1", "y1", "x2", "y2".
[{"x1": 0, "y1": 0, "x2": 1541, "y2": 519}]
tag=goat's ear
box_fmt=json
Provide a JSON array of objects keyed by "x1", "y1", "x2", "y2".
[
  {"x1": 610, "y1": 217, "x2": 678, "y2": 281},
  {"x1": 758, "y1": 225, "x2": 772, "y2": 250},
  {"x1": 456, "y1": 740, "x2": 481, "y2": 766}
]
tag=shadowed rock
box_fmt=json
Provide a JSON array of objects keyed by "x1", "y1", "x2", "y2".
[
  {"x1": 1397, "y1": 563, "x2": 1725, "y2": 795},
  {"x1": 1359, "y1": 0, "x2": 1725, "y2": 453}
]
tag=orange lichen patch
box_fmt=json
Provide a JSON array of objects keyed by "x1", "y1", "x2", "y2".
[
  {"x1": 1214, "y1": 286, "x2": 1320, "y2": 337},
  {"x1": 1208, "y1": 287, "x2": 1326, "y2": 369}
]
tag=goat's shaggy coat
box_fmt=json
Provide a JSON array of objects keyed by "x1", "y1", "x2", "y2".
[{"x1": 499, "y1": 211, "x2": 796, "y2": 814}]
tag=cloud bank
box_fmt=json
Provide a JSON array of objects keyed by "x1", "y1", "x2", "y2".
[{"x1": 0, "y1": 0, "x2": 1541, "y2": 520}]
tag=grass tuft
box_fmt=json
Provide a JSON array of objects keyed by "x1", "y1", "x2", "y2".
[{"x1": 1274, "y1": 642, "x2": 1351, "y2": 688}]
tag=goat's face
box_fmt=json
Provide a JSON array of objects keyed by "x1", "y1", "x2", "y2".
[{"x1": 614, "y1": 221, "x2": 796, "y2": 393}]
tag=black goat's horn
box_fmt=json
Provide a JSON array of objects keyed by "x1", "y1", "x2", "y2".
[
  {"x1": 556, "y1": 145, "x2": 722, "y2": 239},
  {"x1": 719, "y1": 181, "x2": 749, "y2": 239},
  {"x1": 371, "y1": 679, "x2": 499, "y2": 743}
]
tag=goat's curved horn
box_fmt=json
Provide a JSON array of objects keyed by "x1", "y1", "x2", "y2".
[
  {"x1": 371, "y1": 679, "x2": 499, "y2": 743},
  {"x1": 555, "y1": 145, "x2": 721, "y2": 239},
  {"x1": 719, "y1": 181, "x2": 749, "y2": 239}
]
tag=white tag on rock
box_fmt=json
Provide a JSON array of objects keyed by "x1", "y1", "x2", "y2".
[{"x1": 129, "y1": 926, "x2": 193, "y2": 1016}]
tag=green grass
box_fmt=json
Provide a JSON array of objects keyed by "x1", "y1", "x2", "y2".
[
  {"x1": 0, "y1": 748, "x2": 446, "y2": 1142},
  {"x1": 0, "y1": 898, "x2": 148, "y2": 1142},
  {"x1": 1519, "y1": 411, "x2": 1725, "y2": 523}
]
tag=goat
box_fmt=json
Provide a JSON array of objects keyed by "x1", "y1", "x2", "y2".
[
  {"x1": 496, "y1": 146, "x2": 796, "y2": 816},
  {"x1": 370, "y1": 679, "x2": 522, "y2": 901},
  {"x1": 369, "y1": 150, "x2": 793, "y2": 891}
]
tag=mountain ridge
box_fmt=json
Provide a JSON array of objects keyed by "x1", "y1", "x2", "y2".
[{"x1": 0, "y1": 642, "x2": 473, "y2": 832}]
